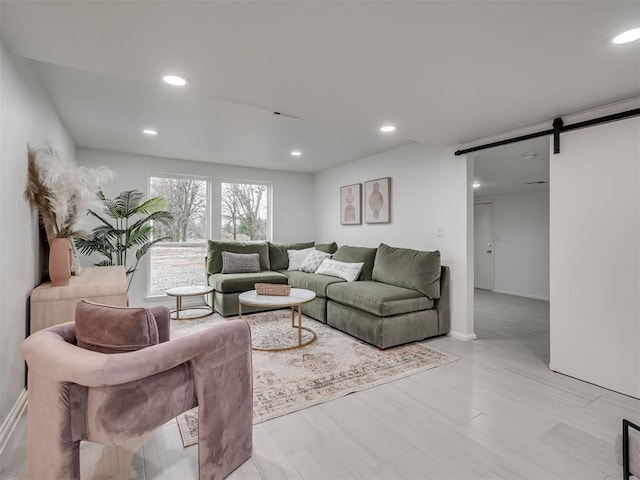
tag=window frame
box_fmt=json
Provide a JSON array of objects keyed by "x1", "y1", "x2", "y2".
[
  {"x1": 220, "y1": 178, "x2": 273, "y2": 242},
  {"x1": 146, "y1": 172, "x2": 212, "y2": 299}
]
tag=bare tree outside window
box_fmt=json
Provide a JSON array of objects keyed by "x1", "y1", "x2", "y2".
[
  {"x1": 150, "y1": 177, "x2": 207, "y2": 241},
  {"x1": 221, "y1": 182, "x2": 270, "y2": 241},
  {"x1": 148, "y1": 176, "x2": 209, "y2": 296}
]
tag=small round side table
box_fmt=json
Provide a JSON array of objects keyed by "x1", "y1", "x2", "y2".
[{"x1": 166, "y1": 285, "x2": 214, "y2": 320}]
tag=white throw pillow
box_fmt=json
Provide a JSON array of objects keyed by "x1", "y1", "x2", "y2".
[
  {"x1": 316, "y1": 258, "x2": 364, "y2": 282},
  {"x1": 299, "y1": 249, "x2": 332, "y2": 273},
  {"x1": 287, "y1": 247, "x2": 314, "y2": 271}
]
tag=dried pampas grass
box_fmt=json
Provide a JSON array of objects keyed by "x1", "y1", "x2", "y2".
[{"x1": 24, "y1": 144, "x2": 113, "y2": 241}]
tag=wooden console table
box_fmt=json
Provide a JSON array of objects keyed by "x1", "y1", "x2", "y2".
[{"x1": 30, "y1": 266, "x2": 128, "y2": 334}]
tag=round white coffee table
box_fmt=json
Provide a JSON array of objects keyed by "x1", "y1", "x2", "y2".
[
  {"x1": 166, "y1": 285, "x2": 214, "y2": 320},
  {"x1": 238, "y1": 288, "x2": 316, "y2": 352}
]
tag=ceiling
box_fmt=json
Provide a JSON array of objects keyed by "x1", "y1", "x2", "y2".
[
  {"x1": 473, "y1": 136, "x2": 550, "y2": 197},
  {"x1": 1, "y1": 1, "x2": 639, "y2": 174}
]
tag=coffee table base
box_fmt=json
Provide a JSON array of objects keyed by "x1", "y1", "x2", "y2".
[
  {"x1": 239, "y1": 301, "x2": 317, "y2": 352},
  {"x1": 251, "y1": 324, "x2": 317, "y2": 352},
  {"x1": 170, "y1": 305, "x2": 213, "y2": 321}
]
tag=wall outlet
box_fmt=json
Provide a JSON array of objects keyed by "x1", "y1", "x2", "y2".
[{"x1": 436, "y1": 226, "x2": 445, "y2": 237}]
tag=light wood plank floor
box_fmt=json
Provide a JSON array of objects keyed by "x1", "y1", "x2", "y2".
[{"x1": 2, "y1": 290, "x2": 638, "y2": 479}]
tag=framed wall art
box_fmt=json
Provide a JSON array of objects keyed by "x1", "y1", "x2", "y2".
[
  {"x1": 340, "y1": 183, "x2": 362, "y2": 225},
  {"x1": 364, "y1": 177, "x2": 391, "y2": 224}
]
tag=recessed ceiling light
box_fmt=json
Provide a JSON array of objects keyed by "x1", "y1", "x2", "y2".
[
  {"x1": 380, "y1": 125, "x2": 396, "y2": 133},
  {"x1": 291, "y1": 151, "x2": 302, "y2": 157},
  {"x1": 162, "y1": 75, "x2": 188, "y2": 86},
  {"x1": 142, "y1": 129, "x2": 158, "y2": 135},
  {"x1": 473, "y1": 182, "x2": 481, "y2": 188},
  {"x1": 612, "y1": 28, "x2": 640, "y2": 44}
]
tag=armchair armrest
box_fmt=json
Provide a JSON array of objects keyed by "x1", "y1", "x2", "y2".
[{"x1": 22, "y1": 319, "x2": 251, "y2": 387}]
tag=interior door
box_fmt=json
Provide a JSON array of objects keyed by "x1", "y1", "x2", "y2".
[{"x1": 474, "y1": 202, "x2": 494, "y2": 290}]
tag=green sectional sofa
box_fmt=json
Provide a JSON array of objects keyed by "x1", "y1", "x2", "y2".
[{"x1": 204, "y1": 240, "x2": 450, "y2": 349}]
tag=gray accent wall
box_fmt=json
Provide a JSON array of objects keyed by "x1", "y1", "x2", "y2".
[{"x1": 0, "y1": 42, "x2": 75, "y2": 424}]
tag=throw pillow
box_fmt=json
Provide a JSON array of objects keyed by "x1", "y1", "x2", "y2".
[
  {"x1": 316, "y1": 258, "x2": 364, "y2": 282},
  {"x1": 221, "y1": 251, "x2": 261, "y2": 274},
  {"x1": 332, "y1": 245, "x2": 378, "y2": 280},
  {"x1": 268, "y1": 241, "x2": 315, "y2": 270},
  {"x1": 372, "y1": 243, "x2": 441, "y2": 299},
  {"x1": 75, "y1": 300, "x2": 159, "y2": 354},
  {"x1": 287, "y1": 247, "x2": 314, "y2": 271},
  {"x1": 299, "y1": 249, "x2": 332, "y2": 273},
  {"x1": 206, "y1": 240, "x2": 269, "y2": 274}
]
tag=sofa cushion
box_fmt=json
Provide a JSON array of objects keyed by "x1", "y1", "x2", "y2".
[
  {"x1": 315, "y1": 242, "x2": 338, "y2": 254},
  {"x1": 326, "y1": 281, "x2": 434, "y2": 317},
  {"x1": 299, "y1": 249, "x2": 332, "y2": 273},
  {"x1": 221, "y1": 251, "x2": 261, "y2": 273},
  {"x1": 75, "y1": 300, "x2": 159, "y2": 353},
  {"x1": 206, "y1": 240, "x2": 270, "y2": 274},
  {"x1": 372, "y1": 243, "x2": 441, "y2": 299},
  {"x1": 283, "y1": 270, "x2": 346, "y2": 297},
  {"x1": 332, "y1": 246, "x2": 377, "y2": 281},
  {"x1": 268, "y1": 241, "x2": 314, "y2": 270},
  {"x1": 208, "y1": 271, "x2": 288, "y2": 293}
]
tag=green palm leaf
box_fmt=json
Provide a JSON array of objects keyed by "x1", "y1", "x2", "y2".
[{"x1": 76, "y1": 189, "x2": 173, "y2": 291}]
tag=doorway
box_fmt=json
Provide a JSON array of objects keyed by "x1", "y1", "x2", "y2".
[
  {"x1": 474, "y1": 201, "x2": 494, "y2": 290},
  {"x1": 470, "y1": 136, "x2": 550, "y2": 353}
]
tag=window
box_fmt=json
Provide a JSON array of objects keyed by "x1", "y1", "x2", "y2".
[
  {"x1": 148, "y1": 175, "x2": 209, "y2": 296},
  {"x1": 221, "y1": 181, "x2": 271, "y2": 241}
]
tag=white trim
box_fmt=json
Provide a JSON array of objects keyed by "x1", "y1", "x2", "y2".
[
  {"x1": 449, "y1": 330, "x2": 478, "y2": 341},
  {"x1": 492, "y1": 289, "x2": 550, "y2": 301},
  {"x1": 0, "y1": 389, "x2": 27, "y2": 457}
]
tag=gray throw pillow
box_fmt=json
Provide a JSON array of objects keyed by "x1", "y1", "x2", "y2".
[
  {"x1": 206, "y1": 240, "x2": 269, "y2": 274},
  {"x1": 221, "y1": 251, "x2": 261, "y2": 274}
]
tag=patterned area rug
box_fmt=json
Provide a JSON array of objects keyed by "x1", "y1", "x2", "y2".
[{"x1": 173, "y1": 310, "x2": 455, "y2": 447}]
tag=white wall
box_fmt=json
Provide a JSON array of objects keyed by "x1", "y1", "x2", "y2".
[
  {"x1": 76, "y1": 148, "x2": 315, "y2": 306},
  {"x1": 477, "y1": 191, "x2": 550, "y2": 300},
  {"x1": 550, "y1": 117, "x2": 640, "y2": 398},
  {"x1": 0, "y1": 44, "x2": 75, "y2": 426},
  {"x1": 314, "y1": 142, "x2": 473, "y2": 339}
]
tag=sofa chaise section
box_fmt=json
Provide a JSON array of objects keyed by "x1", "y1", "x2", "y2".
[{"x1": 326, "y1": 265, "x2": 450, "y2": 349}]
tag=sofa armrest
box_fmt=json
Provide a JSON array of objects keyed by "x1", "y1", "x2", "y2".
[
  {"x1": 22, "y1": 319, "x2": 251, "y2": 387},
  {"x1": 434, "y1": 265, "x2": 450, "y2": 334}
]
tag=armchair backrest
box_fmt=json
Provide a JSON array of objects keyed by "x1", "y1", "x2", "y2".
[{"x1": 22, "y1": 316, "x2": 253, "y2": 480}]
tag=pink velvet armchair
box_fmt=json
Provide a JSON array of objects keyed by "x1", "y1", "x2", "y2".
[{"x1": 21, "y1": 301, "x2": 253, "y2": 480}]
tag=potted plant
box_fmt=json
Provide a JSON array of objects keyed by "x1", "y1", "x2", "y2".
[
  {"x1": 24, "y1": 145, "x2": 112, "y2": 286},
  {"x1": 75, "y1": 189, "x2": 174, "y2": 291}
]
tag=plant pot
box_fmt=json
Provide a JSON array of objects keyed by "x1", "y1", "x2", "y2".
[{"x1": 49, "y1": 237, "x2": 73, "y2": 287}]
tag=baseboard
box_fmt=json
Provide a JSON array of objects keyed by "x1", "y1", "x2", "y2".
[
  {"x1": 492, "y1": 289, "x2": 550, "y2": 301},
  {"x1": 449, "y1": 330, "x2": 477, "y2": 341},
  {"x1": 0, "y1": 389, "x2": 27, "y2": 457}
]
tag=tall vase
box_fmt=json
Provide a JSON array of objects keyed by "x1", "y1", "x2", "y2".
[{"x1": 49, "y1": 237, "x2": 73, "y2": 287}]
